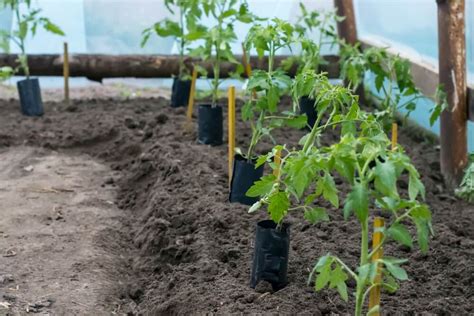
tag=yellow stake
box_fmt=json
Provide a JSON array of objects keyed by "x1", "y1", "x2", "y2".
[
  {"x1": 63, "y1": 42, "x2": 69, "y2": 104},
  {"x1": 228, "y1": 86, "x2": 236, "y2": 185},
  {"x1": 273, "y1": 149, "x2": 281, "y2": 177},
  {"x1": 391, "y1": 122, "x2": 398, "y2": 151},
  {"x1": 368, "y1": 217, "x2": 385, "y2": 315},
  {"x1": 186, "y1": 67, "x2": 198, "y2": 124},
  {"x1": 241, "y1": 43, "x2": 252, "y2": 78}
]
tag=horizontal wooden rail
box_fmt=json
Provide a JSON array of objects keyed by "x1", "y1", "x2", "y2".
[
  {"x1": 0, "y1": 53, "x2": 340, "y2": 81},
  {"x1": 360, "y1": 36, "x2": 473, "y2": 122}
]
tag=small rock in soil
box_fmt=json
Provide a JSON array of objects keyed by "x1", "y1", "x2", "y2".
[
  {"x1": 155, "y1": 114, "x2": 168, "y2": 124},
  {"x1": 3, "y1": 294, "x2": 16, "y2": 302},
  {"x1": 0, "y1": 274, "x2": 14, "y2": 283},
  {"x1": 124, "y1": 117, "x2": 138, "y2": 129},
  {"x1": 104, "y1": 177, "x2": 115, "y2": 185},
  {"x1": 254, "y1": 281, "x2": 274, "y2": 294}
]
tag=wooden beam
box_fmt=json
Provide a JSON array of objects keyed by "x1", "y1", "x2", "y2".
[
  {"x1": 334, "y1": 0, "x2": 358, "y2": 45},
  {"x1": 437, "y1": 0, "x2": 468, "y2": 188},
  {"x1": 0, "y1": 53, "x2": 341, "y2": 81}
]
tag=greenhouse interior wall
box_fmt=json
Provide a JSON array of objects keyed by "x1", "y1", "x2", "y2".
[{"x1": 0, "y1": 0, "x2": 473, "y2": 151}]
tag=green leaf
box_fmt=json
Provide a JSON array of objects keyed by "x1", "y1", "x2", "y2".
[
  {"x1": 384, "y1": 261, "x2": 408, "y2": 281},
  {"x1": 41, "y1": 19, "x2": 65, "y2": 36},
  {"x1": 320, "y1": 173, "x2": 339, "y2": 208},
  {"x1": 343, "y1": 182, "x2": 369, "y2": 222},
  {"x1": 268, "y1": 191, "x2": 290, "y2": 223},
  {"x1": 374, "y1": 160, "x2": 398, "y2": 198},
  {"x1": 246, "y1": 174, "x2": 276, "y2": 197},
  {"x1": 329, "y1": 265, "x2": 348, "y2": 302},
  {"x1": 388, "y1": 223, "x2": 413, "y2": 248},
  {"x1": 315, "y1": 259, "x2": 331, "y2": 291},
  {"x1": 285, "y1": 115, "x2": 307, "y2": 129},
  {"x1": 304, "y1": 207, "x2": 329, "y2": 224},
  {"x1": 413, "y1": 217, "x2": 430, "y2": 253},
  {"x1": 408, "y1": 171, "x2": 425, "y2": 201}
]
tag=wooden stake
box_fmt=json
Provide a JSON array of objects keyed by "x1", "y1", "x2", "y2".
[
  {"x1": 186, "y1": 67, "x2": 198, "y2": 124},
  {"x1": 368, "y1": 217, "x2": 384, "y2": 315},
  {"x1": 228, "y1": 86, "x2": 236, "y2": 184},
  {"x1": 63, "y1": 42, "x2": 69, "y2": 104},
  {"x1": 241, "y1": 43, "x2": 252, "y2": 78},
  {"x1": 391, "y1": 122, "x2": 398, "y2": 151}
]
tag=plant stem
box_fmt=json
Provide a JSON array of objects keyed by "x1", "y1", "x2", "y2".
[
  {"x1": 246, "y1": 111, "x2": 264, "y2": 161},
  {"x1": 178, "y1": 6, "x2": 185, "y2": 79}
]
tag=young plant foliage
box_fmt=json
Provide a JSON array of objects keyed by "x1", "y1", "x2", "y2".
[
  {"x1": 0, "y1": 0, "x2": 65, "y2": 77},
  {"x1": 141, "y1": 0, "x2": 206, "y2": 79}
]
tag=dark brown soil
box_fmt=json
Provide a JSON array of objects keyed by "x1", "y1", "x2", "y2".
[{"x1": 0, "y1": 96, "x2": 472, "y2": 315}]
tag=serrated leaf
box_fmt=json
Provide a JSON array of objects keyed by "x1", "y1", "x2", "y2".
[
  {"x1": 374, "y1": 161, "x2": 398, "y2": 198},
  {"x1": 304, "y1": 207, "x2": 329, "y2": 224},
  {"x1": 246, "y1": 174, "x2": 276, "y2": 197},
  {"x1": 388, "y1": 223, "x2": 413, "y2": 248},
  {"x1": 285, "y1": 115, "x2": 307, "y2": 129},
  {"x1": 315, "y1": 259, "x2": 331, "y2": 291},
  {"x1": 408, "y1": 171, "x2": 425, "y2": 201},
  {"x1": 268, "y1": 191, "x2": 289, "y2": 223},
  {"x1": 343, "y1": 182, "x2": 369, "y2": 222},
  {"x1": 321, "y1": 173, "x2": 339, "y2": 208},
  {"x1": 413, "y1": 217, "x2": 430, "y2": 253},
  {"x1": 384, "y1": 262, "x2": 408, "y2": 281}
]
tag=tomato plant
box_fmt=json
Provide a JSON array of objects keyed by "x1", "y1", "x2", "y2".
[
  {"x1": 309, "y1": 128, "x2": 432, "y2": 315},
  {"x1": 141, "y1": 0, "x2": 205, "y2": 80},
  {"x1": 247, "y1": 71, "x2": 362, "y2": 223},
  {"x1": 340, "y1": 43, "x2": 447, "y2": 128},
  {"x1": 190, "y1": 0, "x2": 256, "y2": 106},
  {"x1": 456, "y1": 153, "x2": 474, "y2": 203},
  {"x1": 0, "y1": 0, "x2": 64, "y2": 78},
  {"x1": 286, "y1": 3, "x2": 341, "y2": 74},
  {"x1": 240, "y1": 19, "x2": 306, "y2": 160}
]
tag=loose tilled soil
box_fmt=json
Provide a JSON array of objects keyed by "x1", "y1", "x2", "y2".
[{"x1": 0, "y1": 93, "x2": 472, "y2": 315}]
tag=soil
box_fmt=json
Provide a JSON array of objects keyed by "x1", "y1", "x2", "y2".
[{"x1": 0, "y1": 91, "x2": 472, "y2": 315}]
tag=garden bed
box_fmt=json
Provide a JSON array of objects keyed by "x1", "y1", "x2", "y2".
[{"x1": 0, "y1": 96, "x2": 472, "y2": 315}]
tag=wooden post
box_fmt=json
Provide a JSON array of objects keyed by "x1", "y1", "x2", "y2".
[
  {"x1": 334, "y1": 0, "x2": 358, "y2": 45},
  {"x1": 437, "y1": 0, "x2": 468, "y2": 188},
  {"x1": 368, "y1": 217, "x2": 384, "y2": 315},
  {"x1": 63, "y1": 42, "x2": 69, "y2": 104},
  {"x1": 228, "y1": 86, "x2": 236, "y2": 184}
]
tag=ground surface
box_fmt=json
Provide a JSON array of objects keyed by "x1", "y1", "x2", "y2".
[
  {"x1": 0, "y1": 88, "x2": 472, "y2": 315},
  {"x1": 0, "y1": 147, "x2": 132, "y2": 315}
]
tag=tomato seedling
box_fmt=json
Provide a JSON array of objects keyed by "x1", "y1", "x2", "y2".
[
  {"x1": 240, "y1": 18, "x2": 306, "y2": 160},
  {"x1": 0, "y1": 0, "x2": 64, "y2": 78},
  {"x1": 247, "y1": 71, "x2": 362, "y2": 224},
  {"x1": 308, "y1": 128, "x2": 432, "y2": 315},
  {"x1": 190, "y1": 0, "x2": 256, "y2": 107},
  {"x1": 142, "y1": 0, "x2": 205, "y2": 80}
]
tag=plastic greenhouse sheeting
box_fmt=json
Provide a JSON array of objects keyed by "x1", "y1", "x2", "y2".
[{"x1": 0, "y1": 0, "x2": 472, "y2": 151}]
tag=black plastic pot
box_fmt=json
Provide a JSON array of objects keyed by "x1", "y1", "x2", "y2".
[
  {"x1": 17, "y1": 78, "x2": 44, "y2": 116},
  {"x1": 299, "y1": 96, "x2": 317, "y2": 129},
  {"x1": 198, "y1": 104, "x2": 223, "y2": 146},
  {"x1": 250, "y1": 220, "x2": 290, "y2": 291},
  {"x1": 229, "y1": 155, "x2": 264, "y2": 206},
  {"x1": 170, "y1": 77, "x2": 191, "y2": 108}
]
